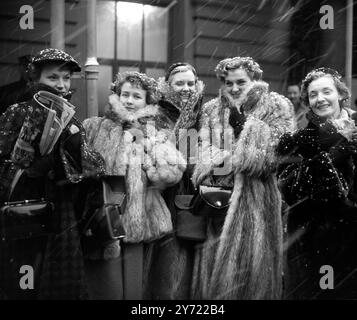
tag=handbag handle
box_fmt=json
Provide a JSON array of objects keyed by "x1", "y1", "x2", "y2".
[{"x1": 8, "y1": 169, "x2": 24, "y2": 202}]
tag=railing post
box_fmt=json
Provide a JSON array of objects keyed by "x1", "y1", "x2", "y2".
[{"x1": 85, "y1": 0, "x2": 99, "y2": 117}]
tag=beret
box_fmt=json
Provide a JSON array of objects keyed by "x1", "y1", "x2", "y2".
[{"x1": 32, "y1": 48, "x2": 81, "y2": 72}]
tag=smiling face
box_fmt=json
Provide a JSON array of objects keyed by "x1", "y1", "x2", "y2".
[
  {"x1": 38, "y1": 63, "x2": 72, "y2": 96},
  {"x1": 169, "y1": 70, "x2": 196, "y2": 103},
  {"x1": 119, "y1": 82, "x2": 147, "y2": 113},
  {"x1": 308, "y1": 75, "x2": 341, "y2": 120},
  {"x1": 223, "y1": 68, "x2": 252, "y2": 101}
]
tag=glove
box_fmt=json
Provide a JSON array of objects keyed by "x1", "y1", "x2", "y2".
[
  {"x1": 229, "y1": 106, "x2": 246, "y2": 139},
  {"x1": 329, "y1": 142, "x2": 357, "y2": 165}
]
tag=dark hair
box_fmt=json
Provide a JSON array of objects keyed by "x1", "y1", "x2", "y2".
[
  {"x1": 287, "y1": 83, "x2": 300, "y2": 89},
  {"x1": 27, "y1": 61, "x2": 74, "y2": 83},
  {"x1": 300, "y1": 67, "x2": 351, "y2": 108},
  {"x1": 112, "y1": 71, "x2": 158, "y2": 105},
  {"x1": 215, "y1": 56, "x2": 263, "y2": 82},
  {"x1": 165, "y1": 62, "x2": 197, "y2": 82}
]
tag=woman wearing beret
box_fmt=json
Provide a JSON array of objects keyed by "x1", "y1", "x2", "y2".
[
  {"x1": 0, "y1": 48, "x2": 105, "y2": 299},
  {"x1": 277, "y1": 68, "x2": 357, "y2": 299},
  {"x1": 191, "y1": 56, "x2": 295, "y2": 300},
  {"x1": 83, "y1": 71, "x2": 186, "y2": 299}
]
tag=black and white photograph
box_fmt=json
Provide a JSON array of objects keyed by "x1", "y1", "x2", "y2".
[{"x1": 0, "y1": 0, "x2": 356, "y2": 305}]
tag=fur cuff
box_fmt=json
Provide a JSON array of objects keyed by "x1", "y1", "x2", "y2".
[
  {"x1": 192, "y1": 145, "x2": 230, "y2": 187},
  {"x1": 144, "y1": 137, "x2": 187, "y2": 188},
  {"x1": 232, "y1": 117, "x2": 275, "y2": 176}
]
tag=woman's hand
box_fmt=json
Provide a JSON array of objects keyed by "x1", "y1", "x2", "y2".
[{"x1": 229, "y1": 107, "x2": 246, "y2": 139}]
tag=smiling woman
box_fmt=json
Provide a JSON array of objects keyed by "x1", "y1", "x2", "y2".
[
  {"x1": 82, "y1": 70, "x2": 187, "y2": 299},
  {"x1": 307, "y1": 76, "x2": 342, "y2": 120},
  {"x1": 0, "y1": 48, "x2": 105, "y2": 300},
  {"x1": 277, "y1": 67, "x2": 357, "y2": 299},
  {"x1": 189, "y1": 56, "x2": 295, "y2": 300},
  {"x1": 38, "y1": 66, "x2": 72, "y2": 97}
]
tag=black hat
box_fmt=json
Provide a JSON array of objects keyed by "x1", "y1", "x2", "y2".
[{"x1": 32, "y1": 48, "x2": 81, "y2": 72}]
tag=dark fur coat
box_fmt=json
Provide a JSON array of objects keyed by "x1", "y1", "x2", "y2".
[{"x1": 277, "y1": 108, "x2": 357, "y2": 299}]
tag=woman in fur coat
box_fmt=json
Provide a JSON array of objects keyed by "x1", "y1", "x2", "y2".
[
  {"x1": 0, "y1": 48, "x2": 105, "y2": 299},
  {"x1": 82, "y1": 71, "x2": 186, "y2": 298},
  {"x1": 191, "y1": 57, "x2": 295, "y2": 300},
  {"x1": 144, "y1": 63, "x2": 205, "y2": 299},
  {"x1": 277, "y1": 68, "x2": 357, "y2": 299}
]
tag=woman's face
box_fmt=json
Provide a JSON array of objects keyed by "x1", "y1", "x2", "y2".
[
  {"x1": 308, "y1": 76, "x2": 341, "y2": 120},
  {"x1": 39, "y1": 64, "x2": 72, "y2": 96},
  {"x1": 224, "y1": 68, "x2": 253, "y2": 101},
  {"x1": 120, "y1": 82, "x2": 147, "y2": 113},
  {"x1": 170, "y1": 70, "x2": 196, "y2": 103}
]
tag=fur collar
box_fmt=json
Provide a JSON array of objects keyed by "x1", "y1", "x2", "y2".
[
  {"x1": 157, "y1": 77, "x2": 204, "y2": 112},
  {"x1": 219, "y1": 80, "x2": 269, "y2": 113},
  {"x1": 104, "y1": 100, "x2": 160, "y2": 124}
]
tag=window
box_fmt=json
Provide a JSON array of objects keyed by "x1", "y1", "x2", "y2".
[{"x1": 96, "y1": 0, "x2": 168, "y2": 114}]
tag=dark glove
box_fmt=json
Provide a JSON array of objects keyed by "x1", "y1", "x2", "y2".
[
  {"x1": 25, "y1": 153, "x2": 55, "y2": 177},
  {"x1": 329, "y1": 142, "x2": 357, "y2": 165},
  {"x1": 229, "y1": 106, "x2": 246, "y2": 139}
]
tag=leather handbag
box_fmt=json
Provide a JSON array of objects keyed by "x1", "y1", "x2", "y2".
[
  {"x1": 175, "y1": 195, "x2": 206, "y2": 241},
  {"x1": 1, "y1": 199, "x2": 54, "y2": 240},
  {"x1": 191, "y1": 185, "x2": 232, "y2": 218},
  {"x1": 0, "y1": 170, "x2": 54, "y2": 240},
  {"x1": 82, "y1": 176, "x2": 126, "y2": 241}
]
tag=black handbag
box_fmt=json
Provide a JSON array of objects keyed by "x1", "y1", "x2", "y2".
[
  {"x1": 175, "y1": 195, "x2": 207, "y2": 241},
  {"x1": 191, "y1": 185, "x2": 232, "y2": 218},
  {"x1": 0, "y1": 169, "x2": 54, "y2": 240},
  {"x1": 82, "y1": 176, "x2": 126, "y2": 241},
  {"x1": 1, "y1": 199, "x2": 54, "y2": 240}
]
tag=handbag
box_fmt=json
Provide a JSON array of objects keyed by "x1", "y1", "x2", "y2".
[
  {"x1": 175, "y1": 195, "x2": 207, "y2": 241},
  {"x1": 191, "y1": 185, "x2": 232, "y2": 218},
  {"x1": 1, "y1": 199, "x2": 54, "y2": 240},
  {"x1": 0, "y1": 169, "x2": 54, "y2": 240},
  {"x1": 82, "y1": 176, "x2": 126, "y2": 241}
]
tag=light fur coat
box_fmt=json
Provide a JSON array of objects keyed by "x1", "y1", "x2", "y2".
[
  {"x1": 191, "y1": 81, "x2": 295, "y2": 299},
  {"x1": 83, "y1": 103, "x2": 186, "y2": 243}
]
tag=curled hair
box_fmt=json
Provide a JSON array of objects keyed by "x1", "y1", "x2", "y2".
[
  {"x1": 165, "y1": 62, "x2": 198, "y2": 83},
  {"x1": 215, "y1": 56, "x2": 263, "y2": 82},
  {"x1": 301, "y1": 67, "x2": 351, "y2": 108},
  {"x1": 112, "y1": 71, "x2": 159, "y2": 105}
]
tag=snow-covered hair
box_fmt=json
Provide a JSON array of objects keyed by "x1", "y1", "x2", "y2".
[{"x1": 215, "y1": 56, "x2": 263, "y2": 82}]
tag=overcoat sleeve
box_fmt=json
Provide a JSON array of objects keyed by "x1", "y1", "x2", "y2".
[{"x1": 0, "y1": 104, "x2": 27, "y2": 158}]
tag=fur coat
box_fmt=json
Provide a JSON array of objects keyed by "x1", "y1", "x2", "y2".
[
  {"x1": 83, "y1": 102, "x2": 186, "y2": 243},
  {"x1": 143, "y1": 79, "x2": 204, "y2": 299},
  {"x1": 191, "y1": 81, "x2": 295, "y2": 300},
  {"x1": 277, "y1": 108, "x2": 357, "y2": 299}
]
